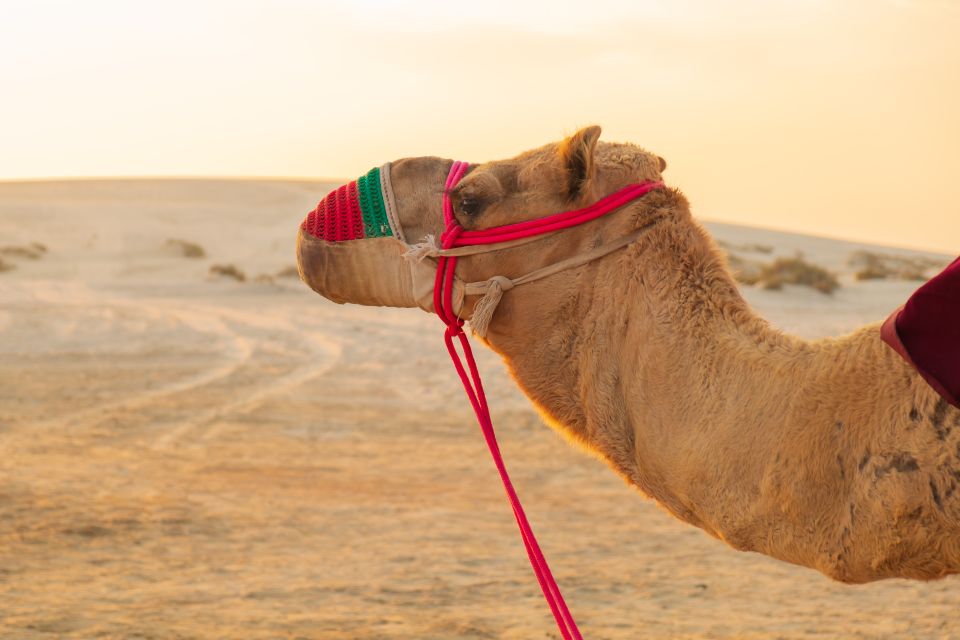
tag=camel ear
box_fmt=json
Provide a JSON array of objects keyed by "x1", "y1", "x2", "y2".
[
  {"x1": 657, "y1": 156, "x2": 667, "y2": 172},
  {"x1": 559, "y1": 125, "x2": 601, "y2": 199}
]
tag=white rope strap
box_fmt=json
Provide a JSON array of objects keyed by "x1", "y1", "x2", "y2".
[
  {"x1": 464, "y1": 226, "x2": 648, "y2": 337},
  {"x1": 405, "y1": 233, "x2": 554, "y2": 262}
]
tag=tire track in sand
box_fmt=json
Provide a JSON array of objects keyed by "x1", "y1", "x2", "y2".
[
  {"x1": 148, "y1": 302, "x2": 342, "y2": 450},
  {"x1": 3, "y1": 294, "x2": 341, "y2": 452},
  {"x1": 14, "y1": 299, "x2": 254, "y2": 436}
]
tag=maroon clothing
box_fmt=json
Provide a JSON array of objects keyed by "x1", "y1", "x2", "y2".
[{"x1": 882, "y1": 256, "x2": 960, "y2": 408}]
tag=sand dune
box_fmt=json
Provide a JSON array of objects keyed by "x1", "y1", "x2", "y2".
[{"x1": 0, "y1": 179, "x2": 956, "y2": 639}]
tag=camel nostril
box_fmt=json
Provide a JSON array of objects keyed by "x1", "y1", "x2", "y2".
[{"x1": 301, "y1": 167, "x2": 393, "y2": 242}]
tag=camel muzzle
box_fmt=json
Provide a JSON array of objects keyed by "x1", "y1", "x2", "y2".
[{"x1": 296, "y1": 163, "x2": 463, "y2": 313}]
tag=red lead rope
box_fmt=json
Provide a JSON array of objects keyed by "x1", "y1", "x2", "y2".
[{"x1": 433, "y1": 161, "x2": 663, "y2": 639}]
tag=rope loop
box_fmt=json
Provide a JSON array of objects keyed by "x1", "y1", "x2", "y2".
[{"x1": 403, "y1": 235, "x2": 440, "y2": 262}]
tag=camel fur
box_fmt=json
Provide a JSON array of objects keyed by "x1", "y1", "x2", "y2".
[{"x1": 307, "y1": 126, "x2": 960, "y2": 584}]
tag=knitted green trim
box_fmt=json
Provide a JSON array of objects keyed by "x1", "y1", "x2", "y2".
[{"x1": 357, "y1": 167, "x2": 392, "y2": 238}]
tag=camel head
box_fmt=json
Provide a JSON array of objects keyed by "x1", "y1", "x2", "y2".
[{"x1": 296, "y1": 126, "x2": 668, "y2": 338}]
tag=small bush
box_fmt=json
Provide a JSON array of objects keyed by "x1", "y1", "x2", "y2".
[
  {"x1": 849, "y1": 250, "x2": 943, "y2": 282},
  {"x1": 900, "y1": 268, "x2": 928, "y2": 281},
  {"x1": 166, "y1": 238, "x2": 207, "y2": 258},
  {"x1": 760, "y1": 274, "x2": 783, "y2": 290},
  {"x1": 0, "y1": 244, "x2": 45, "y2": 260},
  {"x1": 0, "y1": 257, "x2": 15, "y2": 272},
  {"x1": 854, "y1": 266, "x2": 888, "y2": 281},
  {"x1": 274, "y1": 265, "x2": 300, "y2": 279},
  {"x1": 209, "y1": 264, "x2": 246, "y2": 282},
  {"x1": 726, "y1": 253, "x2": 765, "y2": 286},
  {"x1": 757, "y1": 256, "x2": 839, "y2": 294}
]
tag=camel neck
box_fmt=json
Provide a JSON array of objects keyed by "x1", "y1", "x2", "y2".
[
  {"x1": 606, "y1": 212, "x2": 813, "y2": 532},
  {"x1": 611, "y1": 219, "x2": 807, "y2": 534},
  {"x1": 480, "y1": 186, "x2": 960, "y2": 584},
  {"x1": 490, "y1": 194, "x2": 823, "y2": 538},
  {"x1": 581, "y1": 211, "x2": 960, "y2": 580}
]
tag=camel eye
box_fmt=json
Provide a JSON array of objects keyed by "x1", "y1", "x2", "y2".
[{"x1": 459, "y1": 197, "x2": 483, "y2": 217}]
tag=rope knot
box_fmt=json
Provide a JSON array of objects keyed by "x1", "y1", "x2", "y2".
[
  {"x1": 403, "y1": 235, "x2": 440, "y2": 262},
  {"x1": 444, "y1": 322, "x2": 465, "y2": 339},
  {"x1": 488, "y1": 275, "x2": 514, "y2": 292},
  {"x1": 469, "y1": 275, "x2": 514, "y2": 338}
]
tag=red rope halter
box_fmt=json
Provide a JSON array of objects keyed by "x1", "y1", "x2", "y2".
[{"x1": 432, "y1": 160, "x2": 664, "y2": 638}]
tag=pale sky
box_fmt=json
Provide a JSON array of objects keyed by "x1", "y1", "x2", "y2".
[{"x1": 1, "y1": 0, "x2": 958, "y2": 253}]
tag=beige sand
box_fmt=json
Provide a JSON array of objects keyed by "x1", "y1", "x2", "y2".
[{"x1": 1, "y1": 179, "x2": 957, "y2": 639}]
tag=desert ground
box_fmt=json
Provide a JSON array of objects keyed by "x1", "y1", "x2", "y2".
[{"x1": 1, "y1": 178, "x2": 957, "y2": 639}]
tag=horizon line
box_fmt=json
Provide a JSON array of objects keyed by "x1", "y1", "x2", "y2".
[
  {"x1": 0, "y1": 174, "x2": 345, "y2": 184},
  {"x1": 0, "y1": 175, "x2": 953, "y2": 257}
]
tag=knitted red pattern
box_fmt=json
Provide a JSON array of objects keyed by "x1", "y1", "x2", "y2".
[{"x1": 302, "y1": 180, "x2": 365, "y2": 242}]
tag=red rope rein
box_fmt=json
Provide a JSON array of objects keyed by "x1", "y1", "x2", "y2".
[{"x1": 434, "y1": 160, "x2": 663, "y2": 638}]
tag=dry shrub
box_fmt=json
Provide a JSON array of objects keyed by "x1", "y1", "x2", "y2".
[
  {"x1": 209, "y1": 264, "x2": 246, "y2": 282},
  {"x1": 165, "y1": 238, "x2": 207, "y2": 259},
  {"x1": 0, "y1": 257, "x2": 15, "y2": 273},
  {"x1": 849, "y1": 250, "x2": 943, "y2": 282},
  {"x1": 725, "y1": 253, "x2": 765, "y2": 286},
  {"x1": 1, "y1": 243, "x2": 47, "y2": 260},
  {"x1": 854, "y1": 264, "x2": 889, "y2": 281},
  {"x1": 761, "y1": 274, "x2": 783, "y2": 291},
  {"x1": 757, "y1": 256, "x2": 839, "y2": 294},
  {"x1": 275, "y1": 265, "x2": 300, "y2": 279}
]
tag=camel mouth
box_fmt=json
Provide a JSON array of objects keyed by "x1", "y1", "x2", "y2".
[
  {"x1": 296, "y1": 165, "x2": 462, "y2": 313},
  {"x1": 296, "y1": 231, "x2": 421, "y2": 307},
  {"x1": 296, "y1": 230, "x2": 460, "y2": 313}
]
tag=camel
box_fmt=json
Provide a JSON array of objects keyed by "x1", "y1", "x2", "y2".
[{"x1": 297, "y1": 126, "x2": 960, "y2": 585}]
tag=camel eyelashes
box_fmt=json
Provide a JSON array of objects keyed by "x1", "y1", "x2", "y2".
[
  {"x1": 458, "y1": 196, "x2": 485, "y2": 217},
  {"x1": 442, "y1": 188, "x2": 483, "y2": 216}
]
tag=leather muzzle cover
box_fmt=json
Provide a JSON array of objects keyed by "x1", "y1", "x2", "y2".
[{"x1": 297, "y1": 163, "x2": 464, "y2": 314}]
